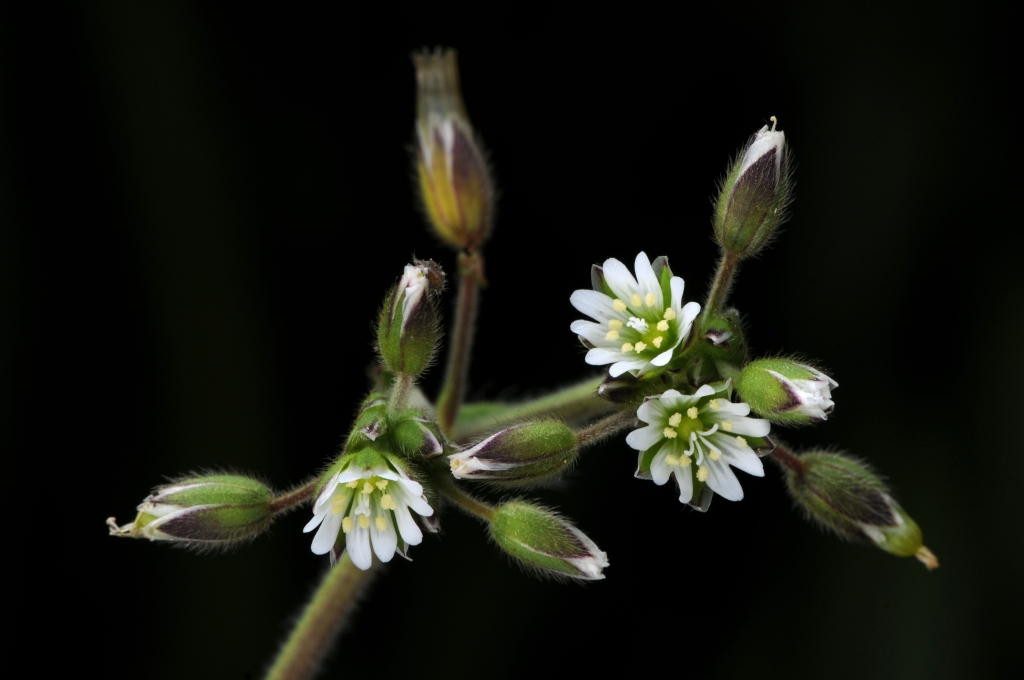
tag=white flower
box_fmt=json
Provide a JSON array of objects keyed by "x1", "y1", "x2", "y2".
[
  {"x1": 304, "y1": 452, "x2": 433, "y2": 569},
  {"x1": 626, "y1": 382, "x2": 771, "y2": 504},
  {"x1": 769, "y1": 365, "x2": 837, "y2": 421},
  {"x1": 396, "y1": 265, "x2": 430, "y2": 328},
  {"x1": 570, "y1": 252, "x2": 700, "y2": 377}
]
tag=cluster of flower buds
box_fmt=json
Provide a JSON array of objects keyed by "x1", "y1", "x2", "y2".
[
  {"x1": 448, "y1": 420, "x2": 578, "y2": 484},
  {"x1": 377, "y1": 260, "x2": 444, "y2": 377},
  {"x1": 412, "y1": 48, "x2": 494, "y2": 251},
  {"x1": 713, "y1": 117, "x2": 792, "y2": 260},
  {"x1": 107, "y1": 474, "x2": 274, "y2": 545},
  {"x1": 735, "y1": 358, "x2": 837, "y2": 424},
  {"x1": 489, "y1": 501, "x2": 608, "y2": 580},
  {"x1": 780, "y1": 450, "x2": 937, "y2": 569}
]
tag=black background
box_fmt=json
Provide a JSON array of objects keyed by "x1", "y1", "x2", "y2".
[{"x1": 2, "y1": 2, "x2": 1020, "y2": 679}]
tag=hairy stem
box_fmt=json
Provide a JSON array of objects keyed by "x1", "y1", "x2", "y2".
[
  {"x1": 432, "y1": 472, "x2": 494, "y2": 521},
  {"x1": 705, "y1": 251, "x2": 740, "y2": 313},
  {"x1": 264, "y1": 554, "x2": 377, "y2": 680},
  {"x1": 436, "y1": 251, "x2": 484, "y2": 436},
  {"x1": 269, "y1": 479, "x2": 318, "y2": 515},
  {"x1": 575, "y1": 409, "x2": 636, "y2": 448},
  {"x1": 453, "y1": 375, "x2": 614, "y2": 443},
  {"x1": 388, "y1": 372, "x2": 414, "y2": 416},
  {"x1": 767, "y1": 440, "x2": 805, "y2": 475}
]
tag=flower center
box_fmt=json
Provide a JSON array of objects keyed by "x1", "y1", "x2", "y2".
[
  {"x1": 608, "y1": 304, "x2": 678, "y2": 356},
  {"x1": 334, "y1": 475, "x2": 395, "y2": 534}
]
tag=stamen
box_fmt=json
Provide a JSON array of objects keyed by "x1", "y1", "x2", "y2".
[
  {"x1": 621, "y1": 342, "x2": 634, "y2": 353},
  {"x1": 679, "y1": 454, "x2": 692, "y2": 467},
  {"x1": 630, "y1": 293, "x2": 642, "y2": 307},
  {"x1": 605, "y1": 330, "x2": 620, "y2": 340},
  {"x1": 634, "y1": 341, "x2": 647, "y2": 353},
  {"x1": 656, "y1": 320, "x2": 670, "y2": 331},
  {"x1": 608, "y1": 319, "x2": 623, "y2": 330},
  {"x1": 380, "y1": 494, "x2": 397, "y2": 510},
  {"x1": 668, "y1": 413, "x2": 682, "y2": 427},
  {"x1": 652, "y1": 336, "x2": 663, "y2": 348},
  {"x1": 770, "y1": 115, "x2": 778, "y2": 131},
  {"x1": 331, "y1": 495, "x2": 348, "y2": 514},
  {"x1": 663, "y1": 308, "x2": 677, "y2": 320},
  {"x1": 735, "y1": 436, "x2": 747, "y2": 447},
  {"x1": 346, "y1": 481, "x2": 359, "y2": 489},
  {"x1": 665, "y1": 454, "x2": 679, "y2": 467},
  {"x1": 709, "y1": 399, "x2": 720, "y2": 411},
  {"x1": 375, "y1": 516, "x2": 387, "y2": 531},
  {"x1": 450, "y1": 459, "x2": 463, "y2": 470},
  {"x1": 645, "y1": 292, "x2": 656, "y2": 307},
  {"x1": 362, "y1": 481, "x2": 374, "y2": 495},
  {"x1": 686, "y1": 407, "x2": 699, "y2": 419},
  {"x1": 722, "y1": 420, "x2": 734, "y2": 431},
  {"x1": 663, "y1": 427, "x2": 678, "y2": 439},
  {"x1": 342, "y1": 517, "x2": 354, "y2": 533},
  {"x1": 376, "y1": 479, "x2": 389, "y2": 490},
  {"x1": 708, "y1": 449, "x2": 721, "y2": 461},
  {"x1": 358, "y1": 515, "x2": 370, "y2": 529},
  {"x1": 613, "y1": 299, "x2": 627, "y2": 312},
  {"x1": 697, "y1": 465, "x2": 709, "y2": 482}
]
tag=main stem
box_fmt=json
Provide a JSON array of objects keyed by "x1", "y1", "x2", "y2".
[
  {"x1": 264, "y1": 555, "x2": 376, "y2": 680},
  {"x1": 436, "y1": 250, "x2": 483, "y2": 436},
  {"x1": 705, "y1": 251, "x2": 740, "y2": 313}
]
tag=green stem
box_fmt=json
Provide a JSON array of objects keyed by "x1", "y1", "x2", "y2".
[
  {"x1": 264, "y1": 554, "x2": 377, "y2": 680},
  {"x1": 436, "y1": 251, "x2": 483, "y2": 436},
  {"x1": 574, "y1": 409, "x2": 636, "y2": 448},
  {"x1": 269, "y1": 479, "x2": 317, "y2": 515},
  {"x1": 767, "y1": 440, "x2": 804, "y2": 476},
  {"x1": 432, "y1": 472, "x2": 494, "y2": 521},
  {"x1": 705, "y1": 251, "x2": 740, "y2": 313},
  {"x1": 388, "y1": 372, "x2": 414, "y2": 417},
  {"x1": 452, "y1": 375, "x2": 614, "y2": 443}
]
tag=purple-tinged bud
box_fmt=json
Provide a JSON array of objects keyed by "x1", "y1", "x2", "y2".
[
  {"x1": 713, "y1": 117, "x2": 792, "y2": 259},
  {"x1": 490, "y1": 501, "x2": 608, "y2": 580},
  {"x1": 735, "y1": 358, "x2": 837, "y2": 424},
  {"x1": 377, "y1": 260, "x2": 444, "y2": 377},
  {"x1": 413, "y1": 48, "x2": 494, "y2": 251},
  {"x1": 449, "y1": 420, "x2": 578, "y2": 485}
]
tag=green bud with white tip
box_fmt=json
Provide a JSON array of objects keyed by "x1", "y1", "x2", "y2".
[
  {"x1": 735, "y1": 358, "x2": 837, "y2": 424},
  {"x1": 448, "y1": 420, "x2": 578, "y2": 484},
  {"x1": 377, "y1": 260, "x2": 444, "y2": 377},
  {"x1": 489, "y1": 501, "x2": 608, "y2": 580},
  {"x1": 780, "y1": 450, "x2": 938, "y2": 570},
  {"x1": 107, "y1": 474, "x2": 273, "y2": 544}
]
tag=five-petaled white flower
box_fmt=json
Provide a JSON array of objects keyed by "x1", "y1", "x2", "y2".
[
  {"x1": 304, "y1": 451, "x2": 433, "y2": 570},
  {"x1": 570, "y1": 252, "x2": 700, "y2": 377},
  {"x1": 626, "y1": 382, "x2": 771, "y2": 504}
]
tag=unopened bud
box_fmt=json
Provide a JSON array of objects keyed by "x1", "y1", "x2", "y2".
[
  {"x1": 377, "y1": 261, "x2": 443, "y2": 376},
  {"x1": 412, "y1": 48, "x2": 494, "y2": 250},
  {"x1": 391, "y1": 410, "x2": 445, "y2": 458},
  {"x1": 783, "y1": 451, "x2": 937, "y2": 570},
  {"x1": 107, "y1": 474, "x2": 273, "y2": 544},
  {"x1": 713, "y1": 117, "x2": 792, "y2": 259},
  {"x1": 449, "y1": 420, "x2": 578, "y2": 484},
  {"x1": 735, "y1": 358, "x2": 837, "y2": 423},
  {"x1": 490, "y1": 501, "x2": 608, "y2": 580}
]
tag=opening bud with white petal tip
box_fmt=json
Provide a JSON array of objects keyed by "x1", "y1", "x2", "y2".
[
  {"x1": 489, "y1": 501, "x2": 608, "y2": 580},
  {"x1": 735, "y1": 358, "x2": 837, "y2": 424},
  {"x1": 780, "y1": 450, "x2": 938, "y2": 570},
  {"x1": 107, "y1": 474, "x2": 273, "y2": 545},
  {"x1": 377, "y1": 260, "x2": 444, "y2": 377},
  {"x1": 448, "y1": 420, "x2": 578, "y2": 484},
  {"x1": 713, "y1": 117, "x2": 792, "y2": 260},
  {"x1": 413, "y1": 48, "x2": 494, "y2": 251}
]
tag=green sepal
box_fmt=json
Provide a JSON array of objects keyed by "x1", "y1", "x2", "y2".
[
  {"x1": 451, "y1": 420, "x2": 578, "y2": 485},
  {"x1": 489, "y1": 501, "x2": 608, "y2": 580}
]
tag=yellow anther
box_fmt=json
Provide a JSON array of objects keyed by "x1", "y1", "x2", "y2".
[
  {"x1": 656, "y1": 320, "x2": 670, "y2": 331},
  {"x1": 380, "y1": 494, "x2": 397, "y2": 510},
  {"x1": 342, "y1": 517, "x2": 354, "y2": 533},
  {"x1": 605, "y1": 330, "x2": 620, "y2": 340},
  {"x1": 376, "y1": 479, "x2": 389, "y2": 490},
  {"x1": 613, "y1": 299, "x2": 627, "y2": 312},
  {"x1": 709, "y1": 399, "x2": 720, "y2": 411},
  {"x1": 663, "y1": 427, "x2": 678, "y2": 439},
  {"x1": 609, "y1": 319, "x2": 624, "y2": 330},
  {"x1": 645, "y1": 292, "x2": 657, "y2": 307},
  {"x1": 450, "y1": 458, "x2": 463, "y2": 470},
  {"x1": 634, "y1": 341, "x2": 647, "y2": 353},
  {"x1": 709, "y1": 449, "x2": 721, "y2": 461},
  {"x1": 687, "y1": 407, "x2": 699, "y2": 419},
  {"x1": 362, "y1": 481, "x2": 374, "y2": 495},
  {"x1": 663, "y1": 308, "x2": 677, "y2": 320},
  {"x1": 679, "y1": 454, "x2": 692, "y2": 467},
  {"x1": 621, "y1": 342, "x2": 634, "y2": 353},
  {"x1": 630, "y1": 293, "x2": 642, "y2": 307},
  {"x1": 358, "y1": 515, "x2": 370, "y2": 529},
  {"x1": 721, "y1": 420, "x2": 733, "y2": 431},
  {"x1": 668, "y1": 413, "x2": 682, "y2": 427},
  {"x1": 665, "y1": 454, "x2": 680, "y2": 467},
  {"x1": 346, "y1": 480, "x2": 359, "y2": 489},
  {"x1": 652, "y1": 336, "x2": 664, "y2": 348},
  {"x1": 331, "y1": 495, "x2": 348, "y2": 514},
  {"x1": 735, "y1": 436, "x2": 747, "y2": 447},
  {"x1": 375, "y1": 516, "x2": 387, "y2": 531},
  {"x1": 697, "y1": 465, "x2": 709, "y2": 482}
]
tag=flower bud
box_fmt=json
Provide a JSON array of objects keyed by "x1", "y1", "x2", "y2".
[
  {"x1": 377, "y1": 261, "x2": 443, "y2": 377},
  {"x1": 390, "y1": 411, "x2": 445, "y2": 459},
  {"x1": 713, "y1": 117, "x2": 792, "y2": 259},
  {"x1": 107, "y1": 474, "x2": 273, "y2": 544},
  {"x1": 489, "y1": 501, "x2": 608, "y2": 580},
  {"x1": 412, "y1": 48, "x2": 494, "y2": 250},
  {"x1": 735, "y1": 358, "x2": 837, "y2": 423},
  {"x1": 782, "y1": 451, "x2": 938, "y2": 569},
  {"x1": 449, "y1": 420, "x2": 578, "y2": 484}
]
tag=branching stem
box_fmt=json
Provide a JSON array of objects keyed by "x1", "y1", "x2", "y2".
[
  {"x1": 705, "y1": 251, "x2": 740, "y2": 313},
  {"x1": 432, "y1": 472, "x2": 494, "y2": 521},
  {"x1": 575, "y1": 409, "x2": 637, "y2": 448},
  {"x1": 767, "y1": 440, "x2": 805, "y2": 476},
  {"x1": 269, "y1": 479, "x2": 318, "y2": 515},
  {"x1": 436, "y1": 250, "x2": 484, "y2": 436}
]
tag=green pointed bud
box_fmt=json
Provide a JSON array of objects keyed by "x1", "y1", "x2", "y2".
[
  {"x1": 782, "y1": 451, "x2": 938, "y2": 570},
  {"x1": 377, "y1": 260, "x2": 444, "y2": 377},
  {"x1": 107, "y1": 474, "x2": 273, "y2": 544},
  {"x1": 713, "y1": 117, "x2": 792, "y2": 259},
  {"x1": 390, "y1": 409, "x2": 445, "y2": 459},
  {"x1": 413, "y1": 48, "x2": 494, "y2": 250},
  {"x1": 346, "y1": 393, "x2": 389, "y2": 451},
  {"x1": 448, "y1": 420, "x2": 578, "y2": 484},
  {"x1": 490, "y1": 501, "x2": 608, "y2": 580},
  {"x1": 692, "y1": 310, "x2": 747, "y2": 383},
  {"x1": 735, "y1": 358, "x2": 837, "y2": 424}
]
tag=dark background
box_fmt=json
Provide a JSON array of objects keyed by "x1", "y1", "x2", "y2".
[{"x1": 2, "y1": 2, "x2": 1019, "y2": 678}]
